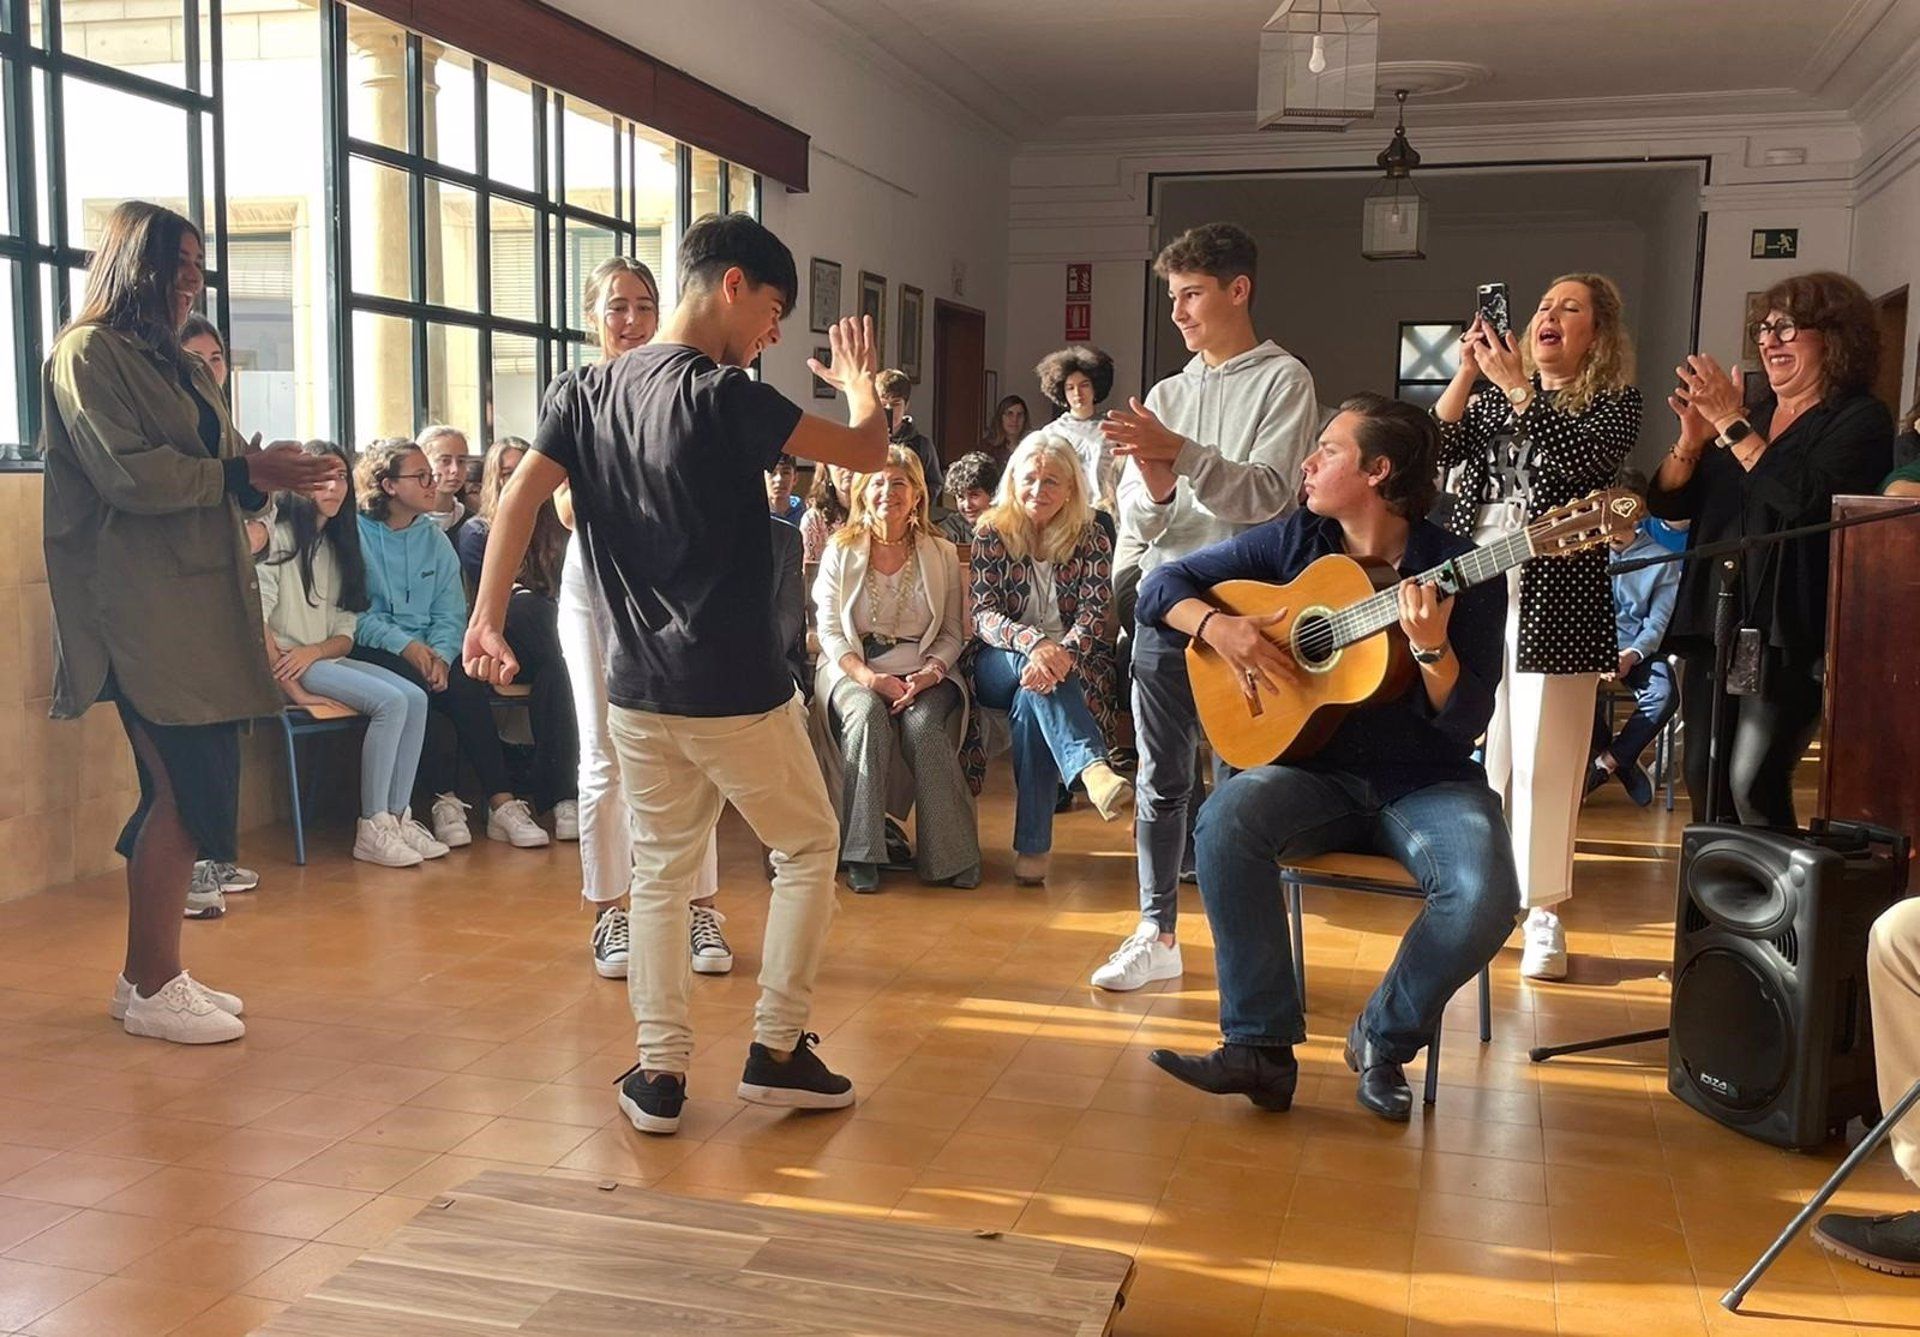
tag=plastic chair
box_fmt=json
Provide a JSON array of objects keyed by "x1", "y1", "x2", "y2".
[
  {"x1": 276, "y1": 702, "x2": 362, "y2": 865},
  {"x1": 1279, "y1": 852, "x2": 1495, "y2": 1107}
]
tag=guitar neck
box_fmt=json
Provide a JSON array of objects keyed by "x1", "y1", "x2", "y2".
[{"x1": 1330, "y1": 529, "x2": 1533, "y2": 649}]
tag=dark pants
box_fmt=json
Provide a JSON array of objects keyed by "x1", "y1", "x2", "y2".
[
  {"x1": 350, "y1": 645, "x2": 514, "y2": 803},
  {"x1": 505, "y1": 589, "x2": 579, "y2": 813},
  {"x1": 1591, "y1": 656, "x2": 1679, "y2": 772},
  {"x1": 1678, "y1": 650, "x2": 1823, "y2": 828},
  {"x1": 1196, "y1": 766, "x2": 1519, "y2": 1063}
]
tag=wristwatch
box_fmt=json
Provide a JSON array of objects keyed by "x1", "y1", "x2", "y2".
[
  {"x1": 1504, "y1": 384, "x2": 1531, "y2": 406},
  {"x1": 1410, "y1": 641, "x2": 1447, "y2": 665},
  {"x1": 1715, "y1": 419, "x2": 1753, "y2": 449}
]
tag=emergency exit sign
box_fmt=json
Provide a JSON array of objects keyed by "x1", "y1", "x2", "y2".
[{"x1": 1751, "y1": 229, "x2": 1799, "y2": 259}]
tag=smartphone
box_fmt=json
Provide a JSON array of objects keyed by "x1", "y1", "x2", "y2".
[{"x1": 1475, "y1": 282, "x2": 1511, "y2": 338}]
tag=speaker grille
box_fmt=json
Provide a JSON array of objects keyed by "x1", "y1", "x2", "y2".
[
  {"x1": 1671, "y1": 947, "x2": 1791, "y2": 1113},
  {"x1": 1684, "y1": 901, "x2": 1708, "y2": 935},
  {"x1": 1770, "y1": 927, "x2": 1799, "y2": 966}
]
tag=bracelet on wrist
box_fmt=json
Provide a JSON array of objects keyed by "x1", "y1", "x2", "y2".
[{"x1": 1194, "y1": 609, "x2": 1221, "y2": 645}]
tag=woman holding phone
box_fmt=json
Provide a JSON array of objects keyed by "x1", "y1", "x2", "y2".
[{"x1": 1434, "y1": 273, "x2": 1641, "y2": 981}]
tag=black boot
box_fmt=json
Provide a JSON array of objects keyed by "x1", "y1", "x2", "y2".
[
  {"x1": 1343, "y1": 1016, "x2": 1412, "y2": 1122},
  {"x1": 1814, "y1": 1210, "x2": 1920, "y2": 1276},
  {"x1": 1147, "y1": 1042, "x2": 1297, "y2": 1111}
]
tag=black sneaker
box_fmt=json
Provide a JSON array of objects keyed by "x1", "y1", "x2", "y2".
[
  {"x1": 614, "y1": 1063, "x2": 687, "y2": 1135},
  {"x1": 738, "y1": 1032, "x2": 855, "y2": 1110},
  {"x1": 1814, "y1": 1209, "x2": 1920, "y2": 1276}
]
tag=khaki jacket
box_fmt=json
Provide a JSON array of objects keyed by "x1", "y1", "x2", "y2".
[{"x1": 40, "y1": 324, "x2": 281, "y2": 725}]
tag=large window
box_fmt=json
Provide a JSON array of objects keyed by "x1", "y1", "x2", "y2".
[{"x1": 1395, "y1": 321, "x2": 1464, "y2": 409}]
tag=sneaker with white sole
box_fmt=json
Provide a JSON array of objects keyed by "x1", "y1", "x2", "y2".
[
  {"x1": 431, "y1": 792, "x2": 473, "y2": 848},
  {"x1": 353, "y1": 813, "x2": 424, "y2": 867},
  {"x1": 184, "y1": 863, "x2": 226, "y2": 920},
  {"x1": 110, "y1": 971, "x2": 242, "y2": 1021},
  {"x1": 690, "y1": 904, "x2": 733, "y2": 975},
  {"x1": 737, "y1": 1032, "x2": 854, "y2": 1110},
  {"x1": 395, "y1": 809, "x2": 450, "y2": 859},
  {"x1": 1091, "y1": 921, "x2": 1184, "y2": 992},
  {"x1": 487, "y1": 798, "x2": 550, "y2": 848},
  {"x1": 120, "y1": 972, "x2": 246, "y2": 1044},
  {"x1": 198, "y1": 860, "x2": 260, "y2": 893},
  {"x1": 1520, "y1": 907, "x2": 1568, "y2": 980},
  {"x1": 553, "y1": 799, "x2": 580, "y2": 841},
  {"x1": 591, "y1": 906, "x2": 630, "y2": 979}
]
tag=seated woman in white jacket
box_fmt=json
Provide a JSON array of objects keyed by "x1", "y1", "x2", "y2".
[
  {"x1": 258, "y1": 441, "x2": 444, "y2": 868},
  {"x1": 813, "y1": 447, "x2": 980, "y2": 893}
]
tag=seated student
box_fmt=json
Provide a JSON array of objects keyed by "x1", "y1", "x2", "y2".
[
  {"x1": 814, "y1": 447, "x2": 978, "y2": 892},
  {"x1": 937, "y1": 451, "x2": 1002, "y2": 546},
  {"x1": 878, "y1": 369, "x2": 941, "y2": 486},
  {"x1": 1589, "y1": 468, "x2": 1681, "y2": 806},
  {"x1": 767, "y1": 452, "x2": 805, "y2": 525},
  {"x1": 420, "y1": 424, "x2": 475, "y2": 538},
  {"x1": 1143, "y1": 394, "x2": 1515, "y2": 1122},
  {"x1": 350, "y1": 439, "x2": 549, "y2": 850},
  {"x1": 259, "y1": 441, "x2": 446, "y2": 867},
  {"x1": 966, "y1": 434, "x2": 1131, "y2": 886},
  {"x1": 458, "y1": 437, "x2": 580, "y2": 839}
]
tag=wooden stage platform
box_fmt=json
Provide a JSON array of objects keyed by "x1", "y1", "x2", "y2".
[{"x1": 257, "y1": 1169, "x2": 1136, "y2": 1335}]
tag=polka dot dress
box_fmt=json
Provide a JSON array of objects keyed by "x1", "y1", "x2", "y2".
[{"x1": 1437, "y1": 380, "x2": 1641, "y2": 675}]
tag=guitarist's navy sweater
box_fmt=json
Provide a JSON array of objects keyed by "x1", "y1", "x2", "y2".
[{"x1": 1137, "y1": 510, "x2": 1506, "y2": 800}]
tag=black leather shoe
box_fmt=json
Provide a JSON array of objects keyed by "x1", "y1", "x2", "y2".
[
  {"x1": 1148, "y1": 1042, "x2": 1297, "y2": 1111},
  {"x1": 1343, "y1": 1017, "x2": 1412, "y2": 1122},
  {"x1": 1814, "y1": 1209, "x2": 1920, "y2": 1276}
]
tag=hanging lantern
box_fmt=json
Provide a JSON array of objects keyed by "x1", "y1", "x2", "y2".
[
  {"x1": 1257, "y1": 0, "x2": 1380, "y2": 130},
  {"x1": 1362, "y1": 90, "x2": 1428, "y2": 261}
]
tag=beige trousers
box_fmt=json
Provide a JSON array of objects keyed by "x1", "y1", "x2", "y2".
[
  {"x1": 608, "y1": 694, "x2": 840, "y2": 1074},
  {"x1": 1869, "y1": 896, "x2": 1920, "y2": 1186}
]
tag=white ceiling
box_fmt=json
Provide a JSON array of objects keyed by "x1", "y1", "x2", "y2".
[{"x1": 800, "y1": 0, "x2": 1920, "y2": 141}]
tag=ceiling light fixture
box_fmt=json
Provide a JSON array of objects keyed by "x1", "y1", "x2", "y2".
[
  {"x1": 1361, "y1": 90, "x2": 1429, "y2": 261},
  {"x1": 1257, "y1": 0, "x2": 1379, "y2": 131}
]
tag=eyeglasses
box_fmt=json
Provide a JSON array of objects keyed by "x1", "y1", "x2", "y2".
[
  {"x1": 388, "y1": 470, "x2": 436, "y2": 485},
  {"x1": 1748, "y1": 318, "x2": 1808, "y2": 345}
]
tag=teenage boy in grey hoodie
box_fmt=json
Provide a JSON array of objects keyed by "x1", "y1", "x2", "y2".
[{"x1": 1090, "y1": 222, "x2": 1320, "y2": 992}]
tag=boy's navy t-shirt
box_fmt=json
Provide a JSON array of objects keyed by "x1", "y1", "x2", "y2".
[{"x1": 534, "y1": 343, "x2": 803, "y2": 717}]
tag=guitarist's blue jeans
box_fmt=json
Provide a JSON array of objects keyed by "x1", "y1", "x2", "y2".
[
  {"x1": 971, "y1": 646, "x2": 1108, "y2": 855},
  {"x1": 1196, "y1": 766, "x2": 1520, "y2": 1062}
]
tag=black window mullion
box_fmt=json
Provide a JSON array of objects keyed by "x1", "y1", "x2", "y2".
[
  {"x1": 5, "y1": 18, "x2": 44, "y2": 445},
  {"x1": 321, "y1": 0, "x2": 352, "y2": 445},
  {"x1": 717, "y1": 159, "x2": 729, "y2": 215},
  {"x1": 676, "y1": 141, "x2": 690, "y2": 236},
  {"x1": 39, "y1": 0, "x2": 67, "y2": 321},
  {"x1": 184, "y1": 2, "x2": 206, "y2": 267},
  {"x1": 532, "y1": 85, "x2": 551, "y2": 390},
  {"x1": 206, "y1": 0, "x2": 230, "y2": 339}
]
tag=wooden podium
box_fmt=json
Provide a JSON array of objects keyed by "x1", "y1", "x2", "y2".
[{"x1": 1817, "y1": 495, "x2": 1920, "y2": 839}]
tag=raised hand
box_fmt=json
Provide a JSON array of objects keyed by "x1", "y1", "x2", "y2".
[
  {"x1": 246, "y1": 440, "x2": 341, "y2": 495},
  {"x1": 807, "y1": 315, "x2": 878, "y2": 399},
  {"x1": 1104, "y1": 397, "x2": 1185, "y2": 465}
]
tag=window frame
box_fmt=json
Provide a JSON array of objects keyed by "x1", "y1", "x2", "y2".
[{"x1": 1394, "y1": 319, "x2": 1466, "y2": 409}]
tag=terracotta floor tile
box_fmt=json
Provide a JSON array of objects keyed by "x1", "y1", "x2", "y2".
[
  {"x1": 179, "y1": 1128, "x2": 339, "y2": 1179},
  {"x1": 165, "y1": 1293, "x2": 289, "y2": 1337},
  {"x1": 405, "y1": 1072, "x2": 546, "y2": 1115},
  {"x1": 346, "y1": 1104, "x2": 496, "y2": 1154},
  {"x1": 117, "y1": 1227, "x2": 303, "y2": 1292},
  {"x1": 0, "y1": 1258, "x2": 103, "y2": 1330},
  {"x1": 499, "y1": 1081, "x2": 621, "y2": 1129},
  {"x1": 0, "y1": 1196, "x2": 76, "y2": 1251},
  {"x1": 444, "y1": 1116, "x2": 596, "y2": 1166},
  {"x1": 314, "y1": 1193, "x2": 429, "y2": 1248},
  {"x1": 0, "y1": 1151, "x2": 162, "y2": 1208},
  {"x1": 247, "y1": 1094, "x2": 395, "y2": 1141},
  {"x1": 21, "y1": 1273, "x2": 225, "y2": 1336},
  {"x1": 279, "y1": 1140, "x2": 440, "y2": 1192},
  {"x1": 92, "y1": 1165, "x2": 269, "y2": 1224},
  {"x1": 1, "y1": 1208, "x2": 184, "y2": 1272},
  {"x1": 206, "y1": 1180, "x2": 375, "y2": 1239},
  {"x1": 1040, "y1": 1144, "x2": 1176, "y2": 1201},
  {"x1": 235, "y1": 1239, "x2": 365, "y2": 1302}
]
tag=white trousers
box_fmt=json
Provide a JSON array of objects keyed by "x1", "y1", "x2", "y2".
[
  {"x1": 557, "y1": 538, "x2": 717, "y2": 905},
  {"x1": 1479, "y1": 570, "x2": 1599, "y2": 911},
  {"x1": 1869, "y1": 898, "x2": 1920, "y2": 1186}
]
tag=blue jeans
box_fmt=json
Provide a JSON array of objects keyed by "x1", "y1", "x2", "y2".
[
  {"x1": 299, "y1": 657, "x2": 429, "y2": 818},
  {"x1": 1132, "y1": 621, "x2": 1220, "y2": 934},
  {"x1": 1592, "y1": 656, "x2": 1678, "y2": 772},
  {"x1": 970, "y1": 646, "x2": 1105, "y2": 855},
  {"x1": 1195, "y1": 766, "x2": 1520, "y2": 1063}
]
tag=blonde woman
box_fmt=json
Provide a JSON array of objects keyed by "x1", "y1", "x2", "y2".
[
  {"x1": 814, "y1": 447, "x2": 978, "y2": 892},
  {"x1": 1435, "y1": 272, "x2": 1642, "y2": 980},
  {"x1": 967, "y1": 434, "x2": 1131, "y2": 886}
]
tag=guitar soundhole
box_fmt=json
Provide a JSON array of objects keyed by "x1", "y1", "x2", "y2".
[{"x1": 1290, "y1": 611, "x2": 1339, "y2": 672}]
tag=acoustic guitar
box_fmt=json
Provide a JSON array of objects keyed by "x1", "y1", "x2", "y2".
[{"x1": 1189, "y1": 489, "x2": 1645, "y2": 770}]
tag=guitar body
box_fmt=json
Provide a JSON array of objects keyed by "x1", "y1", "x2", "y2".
[{"x1": 1187, "y1": 554, "x2": 1414, "y2": 771}]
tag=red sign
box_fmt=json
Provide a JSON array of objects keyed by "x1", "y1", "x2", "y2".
[
  {"x1": 1066, "y1": 263, "x2": 1092, "y2": 297},
  {"x1": 1065, "y1": 262, "x2": 1093, "y2": 340}
]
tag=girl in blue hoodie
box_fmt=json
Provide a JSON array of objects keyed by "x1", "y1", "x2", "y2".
[{"x1": 351, "y1": 439, "x2": 549, "y2": 850}]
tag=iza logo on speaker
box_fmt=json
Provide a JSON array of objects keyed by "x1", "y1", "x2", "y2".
[{"x1": 1697, "y1": 1071, "x2": 1735, "y2": 1098}]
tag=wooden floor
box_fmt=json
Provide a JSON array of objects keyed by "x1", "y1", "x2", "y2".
[{"x1": 0, "y1": 767, "x2": 1913, "y2": 1337}]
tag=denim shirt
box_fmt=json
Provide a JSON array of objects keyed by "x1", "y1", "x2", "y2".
[{"x1": 1610, "y1": 526, "x2": 1680, "y2": 662}]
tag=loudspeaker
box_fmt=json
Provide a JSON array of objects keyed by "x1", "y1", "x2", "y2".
[{"x1": 1668, "y1": 821, "x2": 1907, "y2": 1150}]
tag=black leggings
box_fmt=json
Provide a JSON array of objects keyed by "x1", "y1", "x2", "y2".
[
  {"x1": 1678, "y1": 650, "x2": 1823, "y2": 828},
  {"x1": 350, "y1": 645, "x2": 513, "y2": 802},
  {"x1": 504, "y1": 589, "x2": 579, "y2": 813}
]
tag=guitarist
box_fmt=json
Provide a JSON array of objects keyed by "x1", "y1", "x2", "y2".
[{"x1": 1140, "y1": 394, "x2": 1519, "y2": 1122}]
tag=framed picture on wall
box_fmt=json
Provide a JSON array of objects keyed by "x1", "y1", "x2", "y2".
[
  {"x1": 898, "y1": 284, "x2": 925, "y2": 382},
  {"x1": 810, "y1": 347, "x2": 835, "y2": 399},
  {"x1": 859, "y1": 271, "x2": 887, "y2": 364},
  {"x1": 809, "y1": 258, "x2": 842, "y2": 334},
  {"x1": 985, "y1": 369, "x2": 999, "y2": 425}
]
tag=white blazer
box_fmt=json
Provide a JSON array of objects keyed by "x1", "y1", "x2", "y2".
[{"x1": 811, "y1": 528, "x2": 965, "y2": 699}]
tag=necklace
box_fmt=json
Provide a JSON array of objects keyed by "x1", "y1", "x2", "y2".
[
  {"x1": 866, "y1": 543, "x2": 922, "y2": 638},
  {"x1": 870, "y1": 527, "x2": 911, "y2": 548}
]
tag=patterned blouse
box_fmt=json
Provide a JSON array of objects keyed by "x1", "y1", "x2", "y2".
[{"x1": 1437, "y1": 379, "x2": 1641, "y2": 675}]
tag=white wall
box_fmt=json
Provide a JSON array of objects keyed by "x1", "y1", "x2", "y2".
[{"x1": 1850, "y1": 62, "x2": 1920, "y2": 413}]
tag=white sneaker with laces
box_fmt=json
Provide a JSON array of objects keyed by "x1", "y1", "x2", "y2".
[
  {"x1": 184, "y1": 863, "x2": 226, "y2": 920},
  {"x1": 1091, "y1": 921, "x2": 1183, "y2": 992},
  {"x1": 690, "y1": 904, "x2": 733, "y2": 975},
  {"x1": 120, "y1": 972, "x2": 246, "y2": 1044},
  {"x1": 199, "y1": 860, "x2": 260, "y2": 893},
  {"x1": 431, "y1": 792, "x2": 473, "y2": 847},
  {"x1": 396, "y1": 808, "x2": 451, "y2": 859},
  {"x1": 487, "y1": 798, "x2": 551, "y2": 847},
  {"x1": 354, "y1": 813, "x2": 424, "y2": 867},
  {"x1": 554, "y1": 799, "x2": 580, "y2": 841},
  {"x1": 591, "y1": 906, "x2": 630, "y2": 979},
  {"x1": 110, "y1": 971, "x2": 243, "y2": 1021},
  {"x1": 1520, "y1": 907, "x2": 1569, "y2": 981}
]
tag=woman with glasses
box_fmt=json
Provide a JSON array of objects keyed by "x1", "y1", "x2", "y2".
[{"x1": 1651, "y1": 272, "x2": 1893, "y2": 827}]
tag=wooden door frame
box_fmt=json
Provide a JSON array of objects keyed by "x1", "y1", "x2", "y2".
[{"x1": 931, "y1": 297, "x2": 988, "y2": 449}]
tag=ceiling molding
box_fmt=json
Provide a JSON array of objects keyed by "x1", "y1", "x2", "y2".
[
  {"x1": 1849, "y1": 28, "x2": 1920, "y2": 128},
  {"x1": 1800, "y1": 0, "x2": 1901, "y2": 98}
]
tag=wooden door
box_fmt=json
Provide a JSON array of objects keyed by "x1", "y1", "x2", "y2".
[
  {"x1": 931, "y1": 300, "x2": 987, "y2": 477},
  {"x1": 1872, "y1": 286, "x2": 1907, "y2": 419}
]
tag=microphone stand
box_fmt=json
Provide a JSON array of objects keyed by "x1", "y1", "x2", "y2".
[{"x1": 1525, "y1": 499, "x2": 1920, "y2": 1065}]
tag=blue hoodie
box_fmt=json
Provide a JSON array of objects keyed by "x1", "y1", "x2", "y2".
[{"x1": 355, "y1": 511, "x2": 467, "y2": 664}]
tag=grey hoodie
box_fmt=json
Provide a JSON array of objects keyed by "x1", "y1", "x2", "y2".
[{"x1": 1115, "y1": 339, "x2": 1319, "y2": 575}]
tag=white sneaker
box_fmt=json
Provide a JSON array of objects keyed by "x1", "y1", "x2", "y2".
[
  {"x1": 431, "y1": 792, "x2": 474, "y2": 848},
  {"x1": 1520, "y1": 908, "x2": 1569, "y2": 981},
  {"x1": 487, "y1": 798, "x2": 551, "y2": 847},
  {"x1": 121, "y1": 972, "x2": 246, "y2": 1044},
  {"x1": 396, "y1": 808, "x2": 451, "y2": 859},
  {"x1": 198, "y1": 860, "x2": 260, "y2": 893},
  {"x1": 110, "y1": 971, "x2": 243, "y2": 1021},
  {"x1": 354, "y1": 814, "x2": 424, "y2": 867},
  {"x1": 591, "y1": 906, "x2": 630, "y2": 979},
  {"x1": 690, "y1": 904, "x2": 733, "y2": 975},
  {"x1": 184, "y1": 862, "x2": 226, "y2": 920},
  {"x1": 1091, "y1": 921, "x2": 1183, "y2": 992},
  {"x1": 554, "y1": 799, "x2": 580, "y2": 841}
]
